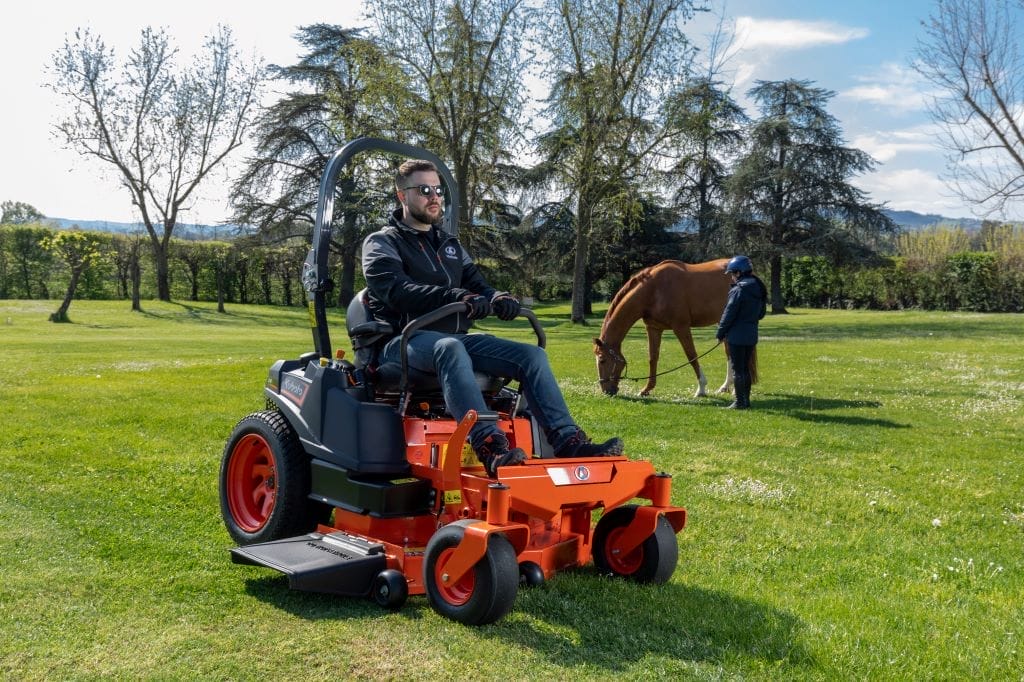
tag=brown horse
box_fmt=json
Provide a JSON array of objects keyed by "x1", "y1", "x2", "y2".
[{"x1": 594, "y1": 259, "x2": 756, "y2": 397}]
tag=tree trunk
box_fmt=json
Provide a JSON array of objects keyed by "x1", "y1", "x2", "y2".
[
  {"x1": 769, "y1": 252, "x2": 787, "y2": 314},
  {"x1": 336, "y1": 210, "x2": 359, "y2": 307},
  {"x1": 570, "y1": 200, "x2": 591, "y2": 325},
  {"x1": 152, "y1": 240, "x2": 171, "y2": 302},
  {"x1": 50, "y1": 267, "x2": 83, "y2": 323},
  {"x1": 216, "y1": 262, "x2": 226, "y2": 313},
  {"x1": 131, "y1": 258, "x2": 141, "y2": 312},
  {"x1": 190, "y1": 263, "x2": 200, "y2": 301}
]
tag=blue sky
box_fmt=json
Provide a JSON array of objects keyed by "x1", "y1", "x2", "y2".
[{"x1": 0, "y1": 0, "x2": 989, "y2": 224}]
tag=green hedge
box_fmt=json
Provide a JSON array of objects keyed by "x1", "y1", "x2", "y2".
[{"x1": 782, "y1": 253, "x2": 1024, "y2": 312}]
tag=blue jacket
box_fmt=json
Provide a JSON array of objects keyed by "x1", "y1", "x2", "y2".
[
  {"x1": 361, "y1": 209, "x2": 497, "y2": 337},
  {"x1": 716, "y1": 275, "x2": 767, "y2": 346}
]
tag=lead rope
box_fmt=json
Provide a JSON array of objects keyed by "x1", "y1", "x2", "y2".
[{"x1": 620, "y1": 340, "x2": 722, "y2": 384}]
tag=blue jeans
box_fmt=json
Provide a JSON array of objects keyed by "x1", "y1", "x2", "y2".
[{"x1": 379, "y1": 331, "x2": 577, "y2": 451}]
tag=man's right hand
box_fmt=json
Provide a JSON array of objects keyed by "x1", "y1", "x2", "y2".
[{"x1": 463, "y1": 294, "x2": 491, "y2": 319}]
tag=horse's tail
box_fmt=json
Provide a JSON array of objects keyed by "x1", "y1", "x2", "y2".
[{"x1": 750, "y1": 347, "x2": 759, "y2": 385}]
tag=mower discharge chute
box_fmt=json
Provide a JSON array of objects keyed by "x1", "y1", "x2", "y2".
[{"x1": 218, "y1": 138, "x2": 687, "y2": 625}]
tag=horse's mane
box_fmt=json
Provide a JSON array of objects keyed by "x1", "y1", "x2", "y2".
[{"x1": 601, "y1": 266, "x2": 657, "y2": 336}]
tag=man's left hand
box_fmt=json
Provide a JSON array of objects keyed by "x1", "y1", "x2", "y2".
[{"x1": 493, "y1": 295, "x2": 521, "y2": 321}]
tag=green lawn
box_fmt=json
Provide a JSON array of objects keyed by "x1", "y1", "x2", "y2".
[{"x1": 1, "y1": 299, "x2": 1021, "y2": 680}]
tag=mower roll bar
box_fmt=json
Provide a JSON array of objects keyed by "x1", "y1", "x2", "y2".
[
  {"x1": 397, "y1": 303, "x2": 546, "y2": 398},
  {"x1": 304, "y1": 137, "x2": 460, "y2": 359}
]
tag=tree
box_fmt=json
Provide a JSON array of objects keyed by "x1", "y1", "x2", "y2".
[
  {"x1": 6, "y1": 225, "x2": 54, "y2": 298},
  {"x1": 663, "y1": 78, "x2": 747, "y2": 257},
  {"x1": 231, "y1": 24, "x2": 411, "y2": 307},
  {"x1": 725, "y1": 80, "x2": 896, "y2": 313},
  {"x1": 1, "y1": 201, "x2": 45, "y2": 225},
  {"x1": 111, "y1": 233, "x2": 145, "y2": 311},
  {"x1": 535, "y1": 0, "x2": 700, "y2": 323},
  {"x1": 40, "y1": 230, "x2": 107, "y2": 322},
  {"x1": 49, "y1": 26, "x2": 263, "y2": 302},
  {"x1": 913, "y1": 0, "x2": 1024, "y2": 216},
  {"x1": 366, "y1": 0, "x2": 532, "y2": 246}
]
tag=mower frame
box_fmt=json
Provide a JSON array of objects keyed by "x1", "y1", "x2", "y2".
[{"x1": 219, "y1": 138, "x2": 687, "y2": 625}]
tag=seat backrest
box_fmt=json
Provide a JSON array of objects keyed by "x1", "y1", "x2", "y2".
[{"x1": 346, "y1": 289, "x2": 393, "y2": 369}]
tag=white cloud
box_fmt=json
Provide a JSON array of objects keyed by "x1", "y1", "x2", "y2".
[
  {"x1": 733, "y1": 16, "x2": 869, "y2": 51},
  {"x1": 841, "y1": 62, "x2": 933, "y2": 114},
  {"x1": 851, "y1": 125, "x2": 939, "y2": 163},
  {"x1": 854, "y1": 167, "x2": 967, "y2": 215}
]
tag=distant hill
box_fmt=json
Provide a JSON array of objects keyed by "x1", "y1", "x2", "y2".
[
  {"x1": 46, "y1": 209, "x2": 988, "y2": 236},
  {"x1": 667, "y1": 209, "x2": 985, "y2": 233},
  {"x1": 882, "y1": 209, "x2": 983, "y2": 230},
  {"x1": 46, "y1": 217, "x2": 246, "y2": 240}
]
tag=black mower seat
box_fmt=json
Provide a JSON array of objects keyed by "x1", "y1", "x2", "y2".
[{"x1": 346, "y1": 290, "x2": 505, "y2": 397}]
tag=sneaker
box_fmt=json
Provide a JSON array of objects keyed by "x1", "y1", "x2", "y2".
[
  {"x1": 475, "y1": 432, "x2": 527, "y2": 477},
  {"x1": 554, "y1": 428, "x2": 624, "y2": 458}
]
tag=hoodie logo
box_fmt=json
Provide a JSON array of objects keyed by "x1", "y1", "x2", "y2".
[{"x1": 444, "y1": 245, "x2": 458, "y2": 259}]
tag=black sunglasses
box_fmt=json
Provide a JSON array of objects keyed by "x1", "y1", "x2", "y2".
[{"x1": 401, "y1": 184, "x2": 445, "y2": 197}]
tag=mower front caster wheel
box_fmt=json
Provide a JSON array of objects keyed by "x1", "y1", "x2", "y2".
[
  {"x1": 371, "y1": 569, "x2": 409, "y2": 610},
  {"x1": 424, "y1": 520, "x2": 519, "y2": 625},
  {"x1": 593, "y1": 505, "x2": 678, "y2": 584},
  {"x1": 519, "y1": 561, "x2": 545, "y2": 587}
]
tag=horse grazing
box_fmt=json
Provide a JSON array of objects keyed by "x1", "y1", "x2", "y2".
[{"x1": 594, "y1": 259, "x2": 756, "y2": 397}]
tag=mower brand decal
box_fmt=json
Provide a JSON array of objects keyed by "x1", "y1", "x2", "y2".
[
  {"x1": 444, "y1": 490, "x2": 462, "y2": 505},
  {"x1": 549, "y1": 466, "x2": 597, "y2": 486},
  {"x1": 548, "y1": 468, "x2": 571, "y2": 485},
  {"x1": 444, "y1": 245, "x2": 458, "y2": 259},
  {"x1": 307, "y1": 540, "x2": 355, "y2": 561},
  {"x1": 281, "y1": 375, "x2": 308, "y2": 407}
]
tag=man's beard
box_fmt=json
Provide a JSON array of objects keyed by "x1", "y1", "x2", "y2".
[{"x1": 408, "y1": 202, "x2": 443, "y2": 226}]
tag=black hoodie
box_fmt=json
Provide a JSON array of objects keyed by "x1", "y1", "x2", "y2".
[{"x1": 361, "y1": 209, "x2": 497, "y2": 336}]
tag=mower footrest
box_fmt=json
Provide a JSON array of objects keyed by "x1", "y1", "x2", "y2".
[{"x1": 230, "y1": 531, "x2": 387, "y2": 597}]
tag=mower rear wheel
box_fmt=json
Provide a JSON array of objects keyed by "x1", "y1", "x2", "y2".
[
  {"x1": 593, "y1": 505, "x2": 678, "y2": 584},
  {"x1": 424, "y1": 520, "x2": 519, "y2": 625},
  {"x1": 219, "y1": 410, "x2": 329, "y2": 545}
]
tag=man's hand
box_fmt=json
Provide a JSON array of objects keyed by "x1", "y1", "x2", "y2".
[
  {"x1": 463, "y1": 294, "x2": 491, "y2": 320},
  {"x1": 492, "y1": 295, "x2": 521, "y2": 321}
]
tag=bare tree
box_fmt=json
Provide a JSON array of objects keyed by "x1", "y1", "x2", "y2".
[
  {"x1": 913, "y1": 0, "x2": 1024, "y2": 216},
  {"x1": 366, "y1": 0, "x2": 532, "y2": 246},
  {"x1": 49, "y1": 26, "x2": 263, "y2": 301},
  {"x1": 536, "y1": 0, "x2": 700, "y2": 323}
]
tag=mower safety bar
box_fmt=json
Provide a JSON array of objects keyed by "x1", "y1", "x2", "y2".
[{"x1": 306, "y1": 137, "x2": 459, "y2": 359}]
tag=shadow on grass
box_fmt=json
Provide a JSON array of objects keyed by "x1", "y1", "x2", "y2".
[
  {"x1": 613, "y1": 392, "x2": 909, "y2": 429},
  {"x1": 243, "y1": 575, "x2": 412, "y2": 621},
  {"x1": 504, "y1": 575, "x2": 814, "y2": 673},
  {"x1": 756, "y1": 392, "x2": 909, "y2": 428},
  {"x1": 242, "y1": 571, "x2": 813, "y2": 673},
  {"x1": 139, "y1": 302, "x2": 304, "y2": 327}
]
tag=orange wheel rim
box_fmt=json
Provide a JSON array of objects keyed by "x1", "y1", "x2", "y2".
[
  {"x1": 434, "y1": 547, "x2": 475, "y2": 605},
  {"x1": 603, "y1": 527, "x2": 643, "y2": 575},
  {"x1": 226, "y1": 433, "x2": 277, "y2": 532}
]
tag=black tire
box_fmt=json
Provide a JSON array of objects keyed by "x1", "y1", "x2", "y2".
[
  {"x1": 519, "y1": 561, "x2": 545, "y2": 588},
  {"x1": 371, "y1": 569, "x2": 409, "y2": 610},
  {"x1": 219, "y1": 410, "x2": 329, "y2": 545},
  {"x1": 424, "y1": 519, "x2": 519, "y2": 625},
  {"x1": 592, "y1": 504, "x2": 678, "y2": 584}
]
